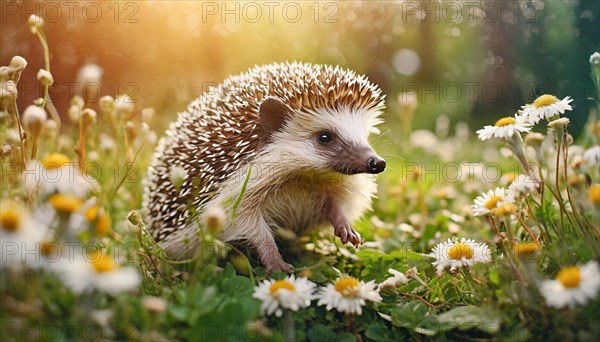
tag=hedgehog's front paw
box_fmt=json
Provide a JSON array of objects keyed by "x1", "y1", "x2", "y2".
[
  {"x1": 335, "y1": 225, "x2": 364, "y2": 247},
  {"x1": 265, "y1": 259, "x2": 294, "y2": 274}
]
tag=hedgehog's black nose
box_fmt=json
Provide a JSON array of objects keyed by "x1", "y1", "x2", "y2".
[{"x1": 367, "y1": 157, "x2": 386, "y2": 174}]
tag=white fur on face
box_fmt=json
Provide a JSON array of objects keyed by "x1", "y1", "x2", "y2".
[{"x1": 267, "y1": 107, "x2": 384, "y2": 170}]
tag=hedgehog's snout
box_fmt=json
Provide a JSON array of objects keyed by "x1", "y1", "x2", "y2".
[{"x1": 367, "y1": 156, "x2": 386, "y2": 174}]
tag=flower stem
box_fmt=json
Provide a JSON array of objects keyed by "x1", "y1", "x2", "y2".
[
  {"x1": 34, "y1": 29, "x2": 51, "y2": 110},
  {"x1": 515, "y1": 213, "x2": 537, "y2": 241},
  {"x1": 11, "y1": 98, "x2": 27, "y2": 166},
  {"x1": 282, "y1": 310, "x2": 296, "y2": 342}
]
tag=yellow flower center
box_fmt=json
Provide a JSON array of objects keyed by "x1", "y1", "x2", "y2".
[
  {"x1": 485, "y1": 196, "x2": 503, "y2": 210},
  {"x1": 40, "y1": 241, "x2": 60, "y2": 258},
  {"x1": 494, "y1": 202, "x2": 517, "y2": 216},
  {"x1": 90, "y1": 252, "x2": 118, "y2": 273},
  {"x1": 494, "y1": 117, "x2": 516, "y2": 127},
  {"x1": 533, "y1": 94, "x2": 558, "y2": 108},
  {"x1": 334, "y1": 277, "x2": 359, "y2": 298},
  {"x1": 589, "y1": 184, "x2": 600, "y2": 204},
  {"x1": 556, "y1": 266, "x2": 581, "y2": 288},
  {"x1": 568, "y1": 175, "x2": 585, "y2": 187},
  {"x1": 269, "y1": 280, "x2": 296, "y2": 296},
  {"x1": 85, "y1": 205, "x2": 100, "y2": 221},
  {"x1": 96, "y1": 214, "x2": 112, "y2": 236},
  {"x1": 85, "y1": 206, "x2": 112, "y2": 235},
  {"x1": 512, "y1": 242, "x2": 541, "y2": 257},
  {"x1": 49, "y1": 194, "x2": 82, "y2": 214},
  {"x1": 448, "y1": 243, "x2": 474, "y2": 260},
  {"x1": 42, "y1": 153, "x2": 70, "y2": 169},
  {"x1": 434, "y1": 189, "x2": 449, "y2": 199},
  {"x1": 502, "y1": 172, "x2": 519, "y2": 183},
  {"x1": 0, "y1": 206, "x2": 21, "y2": 232}
]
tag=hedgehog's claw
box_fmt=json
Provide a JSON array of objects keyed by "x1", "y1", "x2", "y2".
[
  {"x1": 335, "y1": 225, "x2": 363, "y2": 247},
  {"x1": 265, "y1": 260, "x2": 294, "y2": 274}
]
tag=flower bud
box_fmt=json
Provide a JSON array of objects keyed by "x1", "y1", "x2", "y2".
[
  {"x1": 68, "y1": 104, "x2": 81, "y2": 123},
  {"x1": 204, "y1": 205, "x2": 226, "y2": 236},
  {"x1": 141, "y1": 107, "x2": 155, "y2": 123},
  {"x1": 0, "y1": 81, "x2": 18, "y2": 110},
  {"x1": 0, "y1": 81, "x2": 18, "y2": 99},
  {"x1": 127, "y1": 210, "x2": 144, "y2": 226},
  {"x1": 71, "y1": 95, "x2": 85, "y2": 109},
  {"x1": 115, "y1": 95, "x2": 134, "y2": 117},
  {"x1": 9, "y1": 56, "x2": 27, "y2": 83},
  {"x1": 99, "y1": 96, "x2": 115, "y2": 114},
  {"x1": 36, "y1": 69, "x2": 54, "y2": 86},
  {"x1": 590, "y1": 52, "x2": 600, "y2": 66},
  {"x1": 524, "y1": 132, "x2": 544, "y2": 147},
  {"x1": 548, "y1": 117, "x2": 570, "y2": 130},
  {"x1": 28, "y1": 15, "x2": 44, "y2": 34},
  {"x1": 0, "y1": 66, "x2": 10, "y2": 82},
  {"x1": 81, "y1": 108, "x2": 97, "y2": 126},
  {"x1": 566, "y1": 134, "x2": 574, "y2": 146},
  {"x1": 125, "y1": 120, "x2": 137, "y2": 142},
  {"x1": 22, "y1": 105, "x2": 47, "y2": 140}
]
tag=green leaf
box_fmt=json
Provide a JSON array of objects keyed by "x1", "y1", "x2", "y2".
[
  {"x1": 307, "y1": 324, "x2": 336, "y2": 341},
  {"x1": 390, "y1": 301, "x2": 429, "y2": 328},
  {"x1": 435, "y1": 305, "x2": 501, "y2": 334},
  {"x1": 339, "y1": 332, "x2": 357, "y2": 342},
  {"x1": 168, "y1": 305, "x2": 190, "y2": 322},
  {"x1": 221, "y1": 276, "x2": 254, "y2": 297},
  {"x1": 365, "y1": 321, "x2": 403, "y2": 341}
]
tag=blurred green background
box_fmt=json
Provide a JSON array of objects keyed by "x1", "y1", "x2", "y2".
[{"x1": 2, "y1": 0, "x2": 599, "y2": 137}]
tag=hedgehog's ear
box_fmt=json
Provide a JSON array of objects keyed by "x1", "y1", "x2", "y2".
[{"x1": 259, "y1": 97, "x2": 292, "y2": 135}]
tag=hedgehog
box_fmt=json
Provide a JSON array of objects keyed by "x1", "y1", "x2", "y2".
[{"x1": 143, "y1": 62, "x2": 386, "y2": 272}]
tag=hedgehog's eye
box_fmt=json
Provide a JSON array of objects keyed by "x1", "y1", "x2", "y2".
[{"x1": 317, "y1": 131, "x2": 334, "y2": 145}]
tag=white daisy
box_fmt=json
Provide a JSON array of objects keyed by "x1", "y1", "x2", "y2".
[
  {"x1": 519, "y1": 94, "x2": 573, "y2": 125},
  {"x1": 476, "y1": 115, "x2": 531, "y2": 140},
  {"x1": 252, "y1": 275, "x2": 316, "y2": 317},
  {"x1": 54, "y1": 250, "x2": 141, "y2": 295},
  {"x1": 471, "y1": 187, "x2": 514, "y2": 216},
  {"x1": 23, "y1": 153, "x2": 97, "y2": 198},
  {"x1": 428, "y1": 237, "x2": 491, "y2": 276},
  {"x1": 1, "y1": 200, "x2": 47, "y2": 269},
  {"x1": 539, "y1": 261, "x2": 600, "y2": 309},
  {"x1": 316, "y1": 277, "x2": 381, "y2": 315},
  {"x1": 508, "y1": 174, "x2": 538, "y2": 197}
]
